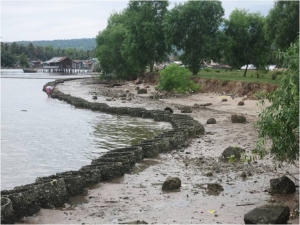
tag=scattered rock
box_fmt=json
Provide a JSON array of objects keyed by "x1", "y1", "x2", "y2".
[
  {"x1": 145, "y1": 85, "x2": 150, "y2": 88},
  {"x1": 238, "y1": 101, "x2": 245, "y2": 106},
  {"x1": 125, "y1": 89, "x2": 129, "y2": 93},
  {"x1": 269, "y1": 175, "x2": 296, "y2": 194},
  {"x1": 92, "y1": 96, "x2": 97, "y2": 100},
  {"x1": 222, "y1": 146, "x2": 245, "y2": 160},
  {"x1": 240, "y1": 171, "x2": 247, "y2": 178},
  {"x1": 137, "y1": 89, "x2": 147, "y2": 94},
  {"x1": 181, "y1": 106, "x2": 192, "y2": 113},
  {"x1": 207, "y1": 183, "x2": 224, "y2": 195},
  {"x1": 205, "y1": 172, "x2": 213, "y2": 177},
  {"x1": 207, "y1": 118, "x2": 216, "y2": 124},
  {"x1": 221, "y1": 98, "x2": 227, "y2": 102},
  {"x1": 162, "y1": 177, "x2": 181, "y2": 191},
  {"x1": 231, "y1": 114, "x2": 246, "y2": 123},
  {"x1": 164, "y1": 107, "x2": 174, "y2": 114},
  {"x1": 244, "y1": 204, "x2": 290, "y2": 224},
  {"x1": 106, "y1": 98, "x2": 113, "y2": 101},
  {"x1": 200, "y1": 103, "x2": 212, "y2": 106},
  {"x1": 135, "y1": 86, "x2": 140, "y2": 91}
]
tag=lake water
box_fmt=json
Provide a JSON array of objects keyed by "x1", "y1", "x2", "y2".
[{"x1": 1, "y1": 69, "x2": 171, "y2": 190}]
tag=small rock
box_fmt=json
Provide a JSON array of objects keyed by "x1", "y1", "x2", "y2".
[
  {"x1": 200, "y1": 103, "x2": 212, "y2": 106},
  {"x1": 222, "y1": 146, "x2": 245, "y2": 160},
  {"x1": 181, "y1": 106, "x2": 192, "y2": 113},
  {"x1": 135, "y1": 86, "x2": 140, "y2": 90},
  {"x1": 162, "y1": 177, "x2": 181, "y2": 191},
  {"x1": 137, "y1": 88, "x2": 147, "y2": 94},
  {"x1": 164, "y1": 107, "x2": 173, "y2": 113},
  {"x1": 205, "y1": 172, "x2": 213, "y2": 177},
  {"x1": 238, "y1": 101, "x2": 245, "y2": 106},
  {"x1": 221, "y1": 98, "x2": 227, "y2": 102},
  {"x1": 240, "y1": 171, "x2": 247, "y2": 178},
  {"x1": 207, "y1": 118, "x2": 216, "y2": 124},
  {"x1": 231, "y1": 114, "x2": 246, "y2": 123},
  {"x1": 92, "y1": 95, "x2": 97, "y2": 100}
]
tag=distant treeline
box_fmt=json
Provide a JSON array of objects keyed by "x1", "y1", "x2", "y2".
[
  {"x1": 1, "y1": 39, "x2": 96, "y2": 68},
  {"x1": 12, "y1": 38, "x2": 96, "y2": 51}
]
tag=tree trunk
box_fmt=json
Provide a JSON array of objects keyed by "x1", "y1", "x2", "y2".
[
  {"x1": 243, "y1": 64, "x2": 248, "y2": 77},
  {"x1": 149, "y1": 62, "x2": 154, "y2": 72}
]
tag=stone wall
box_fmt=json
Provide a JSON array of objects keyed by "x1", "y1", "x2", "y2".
[{"x1": 1, "y1": 79, "x2": 205, "y2": 223}]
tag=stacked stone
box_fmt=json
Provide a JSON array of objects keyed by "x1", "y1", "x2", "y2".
[{"x1": 1, "y1": 80, "x2": 206, "y2": 224}]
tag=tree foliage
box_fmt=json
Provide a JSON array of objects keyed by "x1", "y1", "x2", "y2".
[
  {"x1": 265, "y1": 1, "x2": 299, "y2": 51},
  {"x1": 123, "y1": 1, "x2": 170, "y2": 72},
  {"x1": 96, "y1": 12, "x2": 139, "y2": 80},
  {"x1": 255, "y1": 37, "x2": 299, "y2": 164},
  {"x1": 163, "y1": 1, "x2": 224, "y2": 75},
  {"x1": 224, "y1": 9, "x2": 270, "y2": 77},
  {"x1": 156, "y1": 64, "x2": 200, "y2": 93}
]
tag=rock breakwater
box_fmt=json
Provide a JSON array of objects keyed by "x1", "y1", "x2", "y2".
[{"x1": 1, "y1": 78, "x2": 205, "y2": 223}]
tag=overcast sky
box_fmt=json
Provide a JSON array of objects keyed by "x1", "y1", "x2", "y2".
[{"x1": 1, "y1": 0, "x2": 275, "y2": 42}]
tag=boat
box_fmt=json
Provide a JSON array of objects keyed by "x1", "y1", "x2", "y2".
[{"x1": 23, "y1": 68, "x2": 38, "y2": 73}]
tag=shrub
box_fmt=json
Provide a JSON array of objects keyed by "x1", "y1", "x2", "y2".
[
  {"x1": 253, "y1": 90, "x2": 267, "y2": 99},
  {"x1": 255, "y1": 38, "x2": 299, "y2": 164},
  {"x1": 215, "y1": 69, "x2": 220, "y2": 73},
  {"x1": 156, "y1": 64, "x2": 200, "y2": 93},
  {"x1": 204, "y1": 67, "x2": 213, "y2": 72}
]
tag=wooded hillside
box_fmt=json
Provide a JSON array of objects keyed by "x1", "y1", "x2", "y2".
[{"x1": 12, "y1": 38, "x2": 96, "y2": 51}]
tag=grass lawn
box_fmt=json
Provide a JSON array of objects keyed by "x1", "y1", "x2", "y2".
[{"x1": 196, "y1": 69, "x2": 283, "y2": 85}]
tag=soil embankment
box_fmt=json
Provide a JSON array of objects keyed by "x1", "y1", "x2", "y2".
[{"x1": 18, "y1": 77, "x2": 298, "y2": 224}]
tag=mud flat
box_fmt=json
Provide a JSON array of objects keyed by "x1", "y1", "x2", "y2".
[{"x1": 13, "y1": 78, "x2": 299, "y2": 224}]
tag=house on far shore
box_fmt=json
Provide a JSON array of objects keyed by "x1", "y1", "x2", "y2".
[
  {"x1": 30, "y1": 60, "x2": 43, "y2": 68},
  {"x1": 42, "y1": 57, "x2": 73, "y2": 73}
]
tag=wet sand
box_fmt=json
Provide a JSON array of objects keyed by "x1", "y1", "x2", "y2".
[{"x1": 21, "y1": 78, "x2": 299, "y2": 224}]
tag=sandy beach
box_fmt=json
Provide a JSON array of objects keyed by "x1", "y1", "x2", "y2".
[{"x1": 20, "y1": 78, "x2": 299, "y2": 224}]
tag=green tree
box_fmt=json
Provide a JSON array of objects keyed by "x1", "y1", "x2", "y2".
[
  {"x1": 255, "y1": 38, "x2": 299, "y2": 164},
  {"x1": 164, "y1": 1, "x2": 224, "y2": 75},
  {"x1": 19, "y1": 53, "x2": 29, "y2": 68},
  {"x1": 123, "y1": 0, "x2": 170, "y2": 72},
  {"x1": 1, "y1": 45, "x2": 17, "y2": 67},
  {"x1": 96, "y1": 12, "x2": 139, "y2": 79},
  {"x1": 224, "y1": 10, "x2": 270, "y2": 77},
  {"x1": 265, "y1": 1, "x2": 299, "y2": 51}
]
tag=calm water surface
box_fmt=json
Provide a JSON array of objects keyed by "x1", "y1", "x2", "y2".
[{"x1": 1, "y1": 69, "x2": 171, "y2": 190}]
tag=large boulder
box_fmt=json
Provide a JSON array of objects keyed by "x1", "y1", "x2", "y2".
[
  {"x1": 222, "y1": 146, "x2": 245, "y2": 160},
  {"x1": 270, "y1": 175, "x2": 296, "y2": 194},
  {"x1": 162, "y1": 177, "x2": 181, "y2": 191},
  {"x1": 231, "y1": 114, "x2": 246, "y2": 123},
  {"x1": 244, "y1": 204, "x2": 290, "y2": 224}
]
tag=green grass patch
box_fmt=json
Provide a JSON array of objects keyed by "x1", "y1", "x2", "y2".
[{"x1": 197, "y1": 69, "x2": 281, "y2": 84}]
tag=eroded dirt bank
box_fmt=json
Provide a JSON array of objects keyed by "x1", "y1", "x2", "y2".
[{"x1": 21, "y1": 78, "x2": 298, "y2": 224}]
